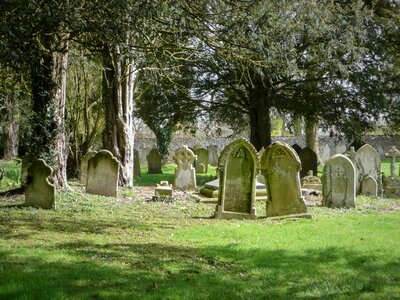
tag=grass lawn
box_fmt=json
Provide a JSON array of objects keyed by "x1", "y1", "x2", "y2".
[
  {"x1": 0, "y1": 188, "x2": 399, "y2": 299},
  {"x1": 0, "y1": 159, "x2": 399, "y2": 299}
]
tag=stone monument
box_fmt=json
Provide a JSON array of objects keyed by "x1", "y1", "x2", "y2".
[
  {"x1": 79, "y1": 150, "x2": 97, "y2": 185},
  {"x1": 146, "y1": 148, "x2": 162, "y2": 174},
  {"x1": 173, "y1": 146, "x2": 197, "y2": 190}
]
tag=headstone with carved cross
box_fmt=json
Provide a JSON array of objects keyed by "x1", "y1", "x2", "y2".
[
  {"x1": 385, "y1": 146, "x2": 400, "y2": 178},
  {"x1": 173, "y1": 145, "x2": 197, "y2": 190}
]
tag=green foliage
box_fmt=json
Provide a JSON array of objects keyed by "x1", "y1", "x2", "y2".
[
  {"x1": 0, "y1": 191, "x2": 399, "y2": 298},
  {"x1": 0, "y1": 160, "x2": 21, "y2": 189}
]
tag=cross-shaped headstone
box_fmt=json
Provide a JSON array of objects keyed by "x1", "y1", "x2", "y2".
[{"x1": 385, "y1": 146, "x2": 400, "y2": 178}]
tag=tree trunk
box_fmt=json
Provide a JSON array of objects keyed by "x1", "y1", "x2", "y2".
[
  {"x1": 3, "y1": 90, "x2": 18, "y2": 161},
  {"x1": 248, "y1": 84, "x2": 272, "y2": 151},
  {"x1": 102, "y1": 49, "x2": 136, "y2": 187},
  {"x1": 305, "y1": 118, "x2": 321, "y2": 163},
  {"x1": 29, "y1": 39, "x2": 69, "y2": 189}
]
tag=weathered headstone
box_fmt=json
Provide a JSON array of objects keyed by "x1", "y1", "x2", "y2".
[
  {"x1": 79, "y1": 150, "x2": 96, "y2": 185},
  {"x1": 385, "y1": 146, "x2": 400, "y2": 178},
  {"x1": 322, "y1": 154, "x2": 355, "y2": 208},
  {"x1": 354, "y1": 144, "x2": 381, "y2": 195},
  {"x1": 133, "y1": 149, "x2": 141, "y2": 179},
  {"x1": 299, "y1": 147, "x2": 318, "y2": 179},
  {"x1": 292, "y1": 144, "x2": 302, "y2": 155},
  {"x1": 361, "y1": 176, "x2": 378, "y2": 197},
  {"x1": 208, "y1": 145, "x2": 219, "y2": 166},
  {"x1": 153, "y1": 181, "x2": 173, "y2": 201},
  {"x1": 260, "y1": 142, "x2": 308, "y2": 217},
  {"x1": 25, "y1": 159, "x2": 55, "y2": 209},
  {"x1": 173, "y1": 145, "x2": 197, "y2": 190},
  {"x1": 194, "y1": 147, "x2": 209, "y2": 174},
  {"x1": 86, "y1": 150, "x2": 120, "y2": 197},
  {"x1": 215, "y1": 138, "x2": 257, "y2": 219},
  {"x1": 146, "y1": 148, "x2": 162, "y2": 174}
]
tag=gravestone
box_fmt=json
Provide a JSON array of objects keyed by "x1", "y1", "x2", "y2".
[
  {"x1": 79, "y1": 151, "x2": 96, "y2": 185},
  {"x1": 256, "y1": 148, "x2": 266, "y2": 184},
  {"x1": 322, "y1": 154, "x2": 355, "y2": 208},
  {"x1": 173, "y1": 145, "x2": 197, "y2": 190},
  {"x1": 215, "y1": 138, "x2": 257, "y2": 219},
  {"x1": 301, "y1": 170, "x2": 322, "y2": 191},
  {"x1": 385, "y1": 146, "x2": 400, "y2": 178},
  {"x1": 194, "y1": 147, "x2": 209, "y2": 174},
  {"x1": 25, "y1": 159, "x2": 55, "y2": 209},
  {"x1": 361, "y1": 176, "x2": 378, "y2": 197},
  {"x1": 86, "y1": 150, "x2": 120, "y2": 197},
  {"x1": 354, "y1": 144, "x2": 381, "y2": 195},
  {"x1": 146, "y1": 148, "x2": 162, "y2": 174},
  {"x1": 260, "y1": 142, "x2": 308, "y2": 217},
  {"x1": 208, "y1": 145, "x2": 219, "y2": 166},
  {"x1": 153, "y1": 181, "x2": 173, "y2": 201},
  {"x1": 140, "y1": 147, "x2": 151, "y2": 165},
  {"x1": 133, "y1": 149, "x2": 141, "y2": 178},
  {"x1": 299, "y1": 147, "x2": 318, "y2": 179},
  {"x1": 292, "y1": 144, "x2": 302, "y2": 155}
]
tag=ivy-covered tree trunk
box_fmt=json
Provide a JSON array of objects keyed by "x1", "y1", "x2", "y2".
[
  {"x1": 248, "y1": 82, "x2": 272, "y2": 151},
  {"x1": 29, "y1": 39, "x2": 69, "y2": 189},
  {"x1": 102, "y1": 49, "x2": 136, "y2": 187}
]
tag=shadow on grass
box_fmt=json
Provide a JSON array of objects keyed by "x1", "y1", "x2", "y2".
[{"x1": 0, "y1": 240, "x2": 399, "y2": 299}]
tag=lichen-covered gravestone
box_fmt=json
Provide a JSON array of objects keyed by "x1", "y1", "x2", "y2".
[
  {"x1": 322, "y1": 154, "x2": 355, "y2": 208},
  {"x1": 194, "y1": 147, "x2": 209, "y2": 174},
  {"x1": 79, "y1": 150, "x2": 96, "y2": 185},
  {"x1": 146, "y1": 148, "x2": 162, "y2": 174},
  {"x1": 86, "y1": 150, "x2": 120, "y2": 197},
  {"x1": 25, "y1": 159, "x2": 55, "y2": 209},
  {"x1": 301, "y1": 170, "x2": 322, "y2": 191},
  {"x1": 299, "y1": 147, "x2": 318, "y2": 179},
  {"x1": 133, "y1": 149, "x2": 141, "y2": 178},
  {"x1": 173, "y1": 146, "x2": 197, "y2": 190},
  {"x1": 361, "y1": 176, "x2": 378, "y2": 197},
  {"x1": 215, "y1": 138, "x2": 257, "y2": 219},
  {"x1": 260, "y1": 142, "x2": 308, "y2": 217},
  {"x1": 349, "y1": 144, "x2": 381, "y2": 195}
]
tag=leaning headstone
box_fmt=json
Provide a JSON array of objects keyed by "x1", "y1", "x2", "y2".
[
  {"x1": 173, "y1": 145, "x2": 197, "y2": 190},
  {"x1": 146, "y1": 148, "x2": 162, "y2": 174},
  {"x1": 361, "y1": 176, "x2": 378, "y2": 197},
  {"x1": 385, "y1": 146, "x2": 400, "y2": 178},
  {"x1": 299, "y1": 147, "x2": 318, "y2": 179},
  {"x1": 25, "y1": 159, "x2": 55, "y2": 209},
  {"x1": 322, "y1": 154, "x2": 355, "y2": 208},
  {"x1": 260, "y1": 142, "x2": 308, "y2": 217},
  {"x1": 86, "y1": 150, "x2": 120, "y2": 197},
  {"x1": 292, "y1": 144, "x2": 302, "y2": 155},
  {"x1": 354, "y1": 144, "x2": 381, "y2": 195},
  {"x1": 194, "y1": 147, "x2": 209, "y2": 174},
  {"x1": 133, "y1": 149, "x2": 141, "y2": 178},
  {"x1": 208, "y1": 145, "x2": 219, "y2": 166},
  {"x1": 215, "y1": 138, "x2": 257, "y2": 219},
  {"x1": 79, "y1": 150, "x2": 96, "y2": 185}
]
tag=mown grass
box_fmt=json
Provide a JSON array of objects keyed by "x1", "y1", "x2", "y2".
[{"x1": 0, "y1": 189, "x2": 399, "y2": 299}]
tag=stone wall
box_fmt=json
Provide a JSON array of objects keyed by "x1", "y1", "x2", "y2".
[{"x1": 135, "y1": 135, "x2": 400, "y2": 163}]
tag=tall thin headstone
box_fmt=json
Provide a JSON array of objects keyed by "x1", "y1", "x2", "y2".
[
  {"x1": 322, "y1": 154, "x2": 356, "y2": 208},
  {"x1": 215, "y1": 138, "x2": 257, "y2": 219},
  {"x1": 385, "y1": 146, "x2": 400, "y2": 178},
  {"x1": 133, "y1": 149, "x2": 141, "y2": 178},
  {"x1": 355, "y1": 144, "x2": 381, "y2": 195},
  {"x1": 86, "y1": 150, "x2": 120, "y2": 197},
  {"x1": 25, "y1": 159, "x2": 55, "y2": 209},
  {"x1": 208, "y1": 145, "x2": 219, "y2": 166},
  {"x1": 260, "y1": 142, "x2": 308, "y2": 217},
  {"x1": 173, "y1": 146, "x2": 197, "y2": 190}
]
